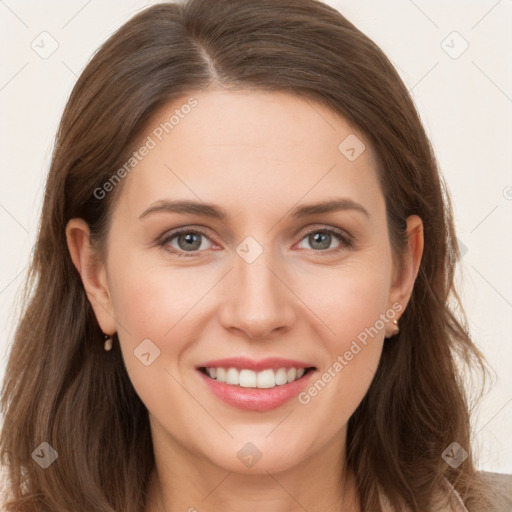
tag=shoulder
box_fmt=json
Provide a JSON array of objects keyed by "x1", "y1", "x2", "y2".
[
  {"x1": 377, "y1": 477, "x2": 466, "y2": 512},
  {"x1": 476, "y1": 470, "x2": 512, "y2": 512},
  {"x1": 378, "y1": 471, "x2": 512, "y2": 512}
]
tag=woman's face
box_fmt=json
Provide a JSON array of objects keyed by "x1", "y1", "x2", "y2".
[{"x1": 71, "y1": 89, "x2": 422, "y2": 475}]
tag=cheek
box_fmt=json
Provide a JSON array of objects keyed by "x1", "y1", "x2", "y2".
[
  {"x1": 107, "y1": 264, "x2": 198, "y2": 413},
  {"x1": 106, "y1": 254, "x2": 217, "y2": 394},
  {"x1": 296, "y1": 256, "x2": 391, "y2": 343},
  {"x1": 296, "y1": 255, "x2": 391, "y2": 393},
  {"x1": 107, "y1": 254, "x2": 211, "y2": 341},
  {"x1": 296, "y1": 273, "x2": 388, "y2": 426},
  {"x1": 109, "y1": 275, "x2": 168, "y2": 341}
]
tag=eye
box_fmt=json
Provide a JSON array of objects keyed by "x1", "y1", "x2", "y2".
[
  {"x1": 296, "y1": 227, "x2": 353, "y2": 254},
  {"x1": 159, "y1": 226, "x2": 353, "y2": 258},
  {"x1": 160, "y1": 228, "x2": 213, "y2": 257}
]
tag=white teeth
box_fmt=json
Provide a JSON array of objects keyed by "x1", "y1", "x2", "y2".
[
  {"x1": 239, "y1": 369, "x2": 257, "y2": 388},
  {"x1": 215, "y1": 367, "x2": 226, "y2": 382},
  {"x1": 204, "y1": 366, "x2": 310, "y2": 388},
  {"x1": 275, "y1": 368, "x2": 288, "y2": 385},
  {"x1": 225, "y1": 368, "x2": 239, "y2": 385},
  {"x1": 257, "y1": 369, "x2": 275, "y2": 389}
]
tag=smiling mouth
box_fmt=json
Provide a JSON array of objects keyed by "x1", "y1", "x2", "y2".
[{"x1": 198, "y1": 366, "x2": 316, "y2": 389}]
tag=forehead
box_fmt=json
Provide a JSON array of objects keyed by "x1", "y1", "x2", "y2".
[{"x1": 116, "y1": 88, "x2": 383, "y2": 221}]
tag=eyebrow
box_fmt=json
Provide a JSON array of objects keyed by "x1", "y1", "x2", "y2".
[{"x1": 138, "y1": 198, "x2": 370, "y2": 221}]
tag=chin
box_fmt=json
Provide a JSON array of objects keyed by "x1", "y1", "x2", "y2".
[{"x1": 203, "y1": 437, "x2": 308, "y2": 476}]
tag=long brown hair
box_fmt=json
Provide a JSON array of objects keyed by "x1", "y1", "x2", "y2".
[{"x1": 0, "y1": 0, "x2": 498, "y2": 510}]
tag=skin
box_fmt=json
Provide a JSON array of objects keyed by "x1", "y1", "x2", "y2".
[{"x1": 66, "y1": 88, "x2": 423, "y2": 512}]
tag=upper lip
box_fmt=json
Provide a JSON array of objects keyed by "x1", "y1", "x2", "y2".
[{"x1": 196, "y1": 357, "x2": 316, "y2": 372}]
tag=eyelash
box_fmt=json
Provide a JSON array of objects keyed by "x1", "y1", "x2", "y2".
[{"x1": 159, "y1": 226, "x2": 354, "y2": 258}]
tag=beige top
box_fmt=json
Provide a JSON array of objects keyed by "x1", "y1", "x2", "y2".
[{"x1": 378, "y1": 477, "x2": 469, "y2": 512}]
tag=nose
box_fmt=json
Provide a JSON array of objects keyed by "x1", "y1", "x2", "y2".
[{"x1": 219, "y1": 248, "x2": 297, "y2": 341}]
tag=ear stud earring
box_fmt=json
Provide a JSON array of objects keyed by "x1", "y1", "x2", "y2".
[
  {"x1": 103, "y1": 333, "x2": 114, "y2": 351},
  {"x1": 386, "y1": 319, "x2": 400, "y2": 339}
]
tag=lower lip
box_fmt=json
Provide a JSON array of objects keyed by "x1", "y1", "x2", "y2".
[{"x1": 197, "y1": 369, "x2": 316, "y2": 411}]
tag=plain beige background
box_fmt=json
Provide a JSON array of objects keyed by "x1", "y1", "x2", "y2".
[{"x1": 0, "y1": 0, "x2": 511, "y2": 475}]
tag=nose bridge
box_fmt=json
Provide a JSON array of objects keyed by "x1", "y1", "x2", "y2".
[
  {"x1": 220, "y1": 235, "x2": 296, "y2": 339},
  {"x1": 237, "y1": 244, "x2": 281, "y2": 303}
]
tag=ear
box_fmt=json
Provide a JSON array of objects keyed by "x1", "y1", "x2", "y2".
[
  {"x1": 386, "y1": 215, "x2": 424, "y2": 327},
  {"x1": 65, "y1": 218, "x2": 116, "y2": 335}
]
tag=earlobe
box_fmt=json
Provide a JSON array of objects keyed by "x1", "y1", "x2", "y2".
[{"x1": 65, "y1": 218, "x2": 117, "y2": 334}]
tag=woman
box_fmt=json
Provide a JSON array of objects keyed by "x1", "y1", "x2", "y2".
[{"x1": 0, "y1": 0, "x2": 508, "y2": 510}]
